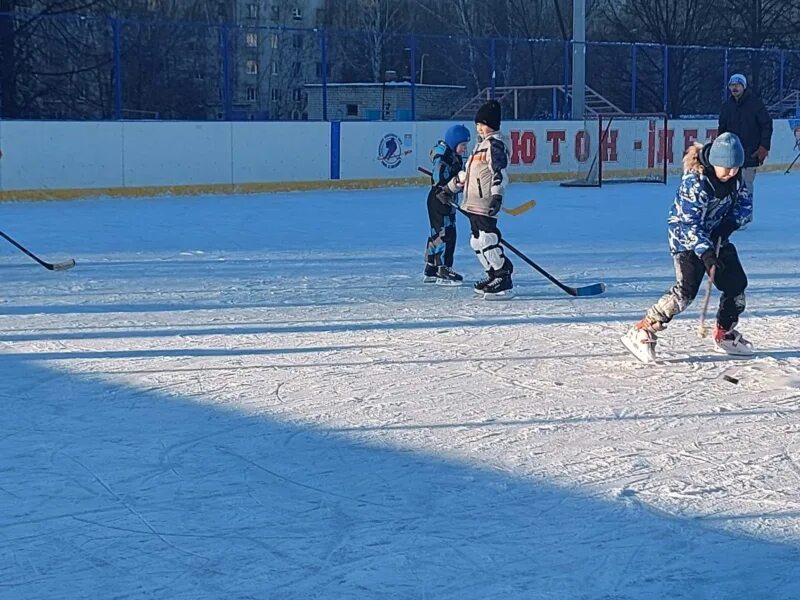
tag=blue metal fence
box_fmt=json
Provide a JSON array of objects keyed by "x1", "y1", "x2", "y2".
[{"x1": 1, "y1": 12, "x2": 798, "y2": 121}]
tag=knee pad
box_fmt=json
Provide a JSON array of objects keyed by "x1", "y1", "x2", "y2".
[{"x1": 476, "y1": 231, "x2": 505, "y2": 270}]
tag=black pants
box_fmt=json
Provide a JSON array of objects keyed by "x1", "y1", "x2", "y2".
[
  {"x1": 425, "y1": 189, "x2": 457, "y2": 268},
  {"x1": 646, "y1": 242, "x2": 747, "y2": 330}
]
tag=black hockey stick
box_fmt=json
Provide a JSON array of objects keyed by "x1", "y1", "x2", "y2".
[
  {"x1": 417, "y1": 166, "x2": 536, "y2": 215},
  {"x1": 785, "y1": 151, "x2": 800, "y2": 174},
  {"x1": 446, "y1": 201, "x2": 605, "y2": 297},
  {"x1": 500, "y1": 238, "x2": 606, "y2": 297},
  {"x1": 0, "y1": 230, "x2": 76, "y2": 271}
]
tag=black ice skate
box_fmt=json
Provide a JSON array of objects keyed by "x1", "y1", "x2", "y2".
[
  {"x1": 423, "y1": 263, "x2": 438, "y2": 283},
  {"x1": 473, "y1": 270, "x2": 494, "y2": 295},
  {"x1": 436, "y1": 265, "x2": 463, "y2": 286},
  {"x1": 483, "y1": 272, "x2": 514, "y2": 300}
]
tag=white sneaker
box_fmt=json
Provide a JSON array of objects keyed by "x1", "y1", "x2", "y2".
[
  {"x1": 713, "y1": 324, "x2": 754, "y2": 356},
  {"x1": 621, "y1": 322, "x2": 657, "y2": 364}
]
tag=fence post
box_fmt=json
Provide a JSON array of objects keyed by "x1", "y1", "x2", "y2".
[
  {"x1": 722, "y1": 48, "x2": 729, "y2": 101},
  {"x1": 320, "y1": 28, "x2": 328, "y2": 121},
  {"x1": 563, "y1": 41, "x2": 571, "y2": 118},
  {"x1": 662, "y1": 44, "x2": 669, "y2": 114},
  {"x1": 490, "y1": 38, "x2": 496, "y2": 99},
  {"x1": 111, "y1": 17, "x2": 123, "y2": 120},
  {"x1": 408, "y1": 34, "x2": 416, "y2": 121},
  {"x1": 630, "y1": 43, "x2": 638, "y2": 113},
  {"x1": 221, "y1": 25, "x2": 232, "y2": 120}
]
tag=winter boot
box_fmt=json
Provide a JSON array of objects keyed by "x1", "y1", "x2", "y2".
[
  {"x1": 621, "y1": 317, "x2": 662, "y2": 364},
  {"x1": 436, "y1": 265, "x2": 464, "y2": 286},
  {"x1": 713, "y1": 323, "x2": 754, "y2": 356}
]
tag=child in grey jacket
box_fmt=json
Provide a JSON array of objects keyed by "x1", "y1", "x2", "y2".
[{"x1": 461, "y1": 99, "x2": 514, "y2": 300}]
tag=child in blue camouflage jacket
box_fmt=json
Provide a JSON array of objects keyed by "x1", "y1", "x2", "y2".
[
  {"x1": 423, "y1": 124, "x2": 471, "y2": 285},
  {"x1": 622, "y1": 132, "x2": 754, "y2": 363}
]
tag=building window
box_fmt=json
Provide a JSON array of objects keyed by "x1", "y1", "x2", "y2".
[
  {"x1": 271, "y1": 62, "x2": 279, "y2": 76},
  {"x1": 246, "y1": 60, "x2": 258, "y2": 75},
  {"x1": 346, "y1": 104, "x2": 358, "y2": 117},
  {"x1": 247, "y1": 87, "x2": 257, "y2": 101},
  {"x1": 246, "y1": 32, "x2": 258, "y2": 48},
  {"x1": 271, "y1": 89, "x2": 280, "y2": 102},
  {"x1": 293, "y1": 34, "x2": 303, "y2": 49},
  {"x1": 292, "y1": 88, "x2": 303, "y2": 102},
  {"x1": 293, "y1": 62, "x2": 301, "y2": 77},
  {"x1": 247, "y1": 4, "x2": 258, "y2": 18},
  {"x1": 270, "y1": 5, "x2": 279, "y2": 20},
  {"x1": 292, "y1": 8, "x2": 302, "y2": 20},
  {"x1": 147, "y1": 0, "x2": 159, "y2": 10},
  {"x1": 270, "y1": 33, "x2": 279, "y2": 49}
]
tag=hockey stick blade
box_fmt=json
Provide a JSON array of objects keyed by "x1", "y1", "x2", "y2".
[
  {"x1": 49, "y1": 259, "x2": 77, "y2": 271},
  {"x1": 417, "y1": 166, "x2": 535, "y2": 216},
  {"x1": 0, "y1": 230, "x2": 76, "y2": 272}
]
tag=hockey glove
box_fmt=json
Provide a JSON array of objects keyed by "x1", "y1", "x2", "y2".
[
  {"x1": 710, "y1": 218, "x2": 738, "y2": 243},
  {"x1": 436, "y1": 187, "x2": 455, "y2": 206},
  {"x1": 701, "y1": 248, "x2": 724, "y2": 275},
  {"x1": 488, "y1": 194, "x2": 503, "y2": 217}
]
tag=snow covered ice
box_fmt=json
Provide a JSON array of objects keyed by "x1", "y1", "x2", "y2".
[{"x1": 2, "y1": 173, "x2": 800, "y2": 599}]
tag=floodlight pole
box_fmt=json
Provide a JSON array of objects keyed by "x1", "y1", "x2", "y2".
[{"x1": 571, "y1": 0, "x2": 586, "y2": 119}]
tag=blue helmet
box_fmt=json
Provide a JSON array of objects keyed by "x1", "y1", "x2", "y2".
[{"x1": 444, "y1": 124, "x2": 471, "y2": 151}]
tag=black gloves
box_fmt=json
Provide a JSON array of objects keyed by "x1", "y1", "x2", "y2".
[
  {"x1": 488, "y1": 194, "x2": 503, "y2": 217},
  {"x1": 710, "y1": 218, "x2": 738, "y2": 243},
  {"x1": 436, "y1": 187, "x2": 454, "y2": 205},
  {"x1": 701, "y1": 248, "x2": 723, "y2": 275}
]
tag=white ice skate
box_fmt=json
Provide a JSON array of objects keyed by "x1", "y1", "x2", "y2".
[
  {"x1": 621, "y1": 322, "x2": 657, "y2": 364},
  {"x1": 713, "y1": 324, "x2": 754, "y2": 356}
]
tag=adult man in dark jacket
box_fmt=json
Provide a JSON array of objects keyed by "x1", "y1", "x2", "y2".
[{"x1": 718, "y1": 73, "x2": 773, "y2": 225}]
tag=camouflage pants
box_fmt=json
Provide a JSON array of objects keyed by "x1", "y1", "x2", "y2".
[{"x1": 646, "y1": 243, "x2": 747, "y2": 331}]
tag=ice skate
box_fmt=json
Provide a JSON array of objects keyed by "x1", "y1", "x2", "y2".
[
  {"x1": 483, "y1": 272, "x2": 514, "y2": 301},
  {"x1": 436, "y1": 265, "x2": 464, "y2": 286},
  {"x1": 473, "y1": 271, "x2": 493, "y2": 296},
  {"x1": 621, "y1": 318, "x2": 659, "y2": 364},
  {"x1": 423, "y1": 263, "x2": 438, "y2": 283},
  {"x1": 713, "y1": 323, "x2": 754, "y2": 356}
]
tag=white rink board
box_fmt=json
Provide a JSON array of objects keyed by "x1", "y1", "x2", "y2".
[
  {"x1": 0, "y1": 118, "x2": 797, "y2": 197},
  {"x1": 121, "y1": 122, "x2": 232, "y2": 187},
  {"x1": 231, "y1": 121, "x2": 329, "y2": 183},
  {"x1": 0, "y1": 121, "x2": 123, "y2": 190}
]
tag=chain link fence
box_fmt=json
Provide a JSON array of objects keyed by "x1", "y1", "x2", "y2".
[{"x1": 1, "y1": 12, "x2": 799, "y2": 121}]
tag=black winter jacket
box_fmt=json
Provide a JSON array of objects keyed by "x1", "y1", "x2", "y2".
[{"x1": 718, "y1": 89, "x2": 773, "y2": 168}]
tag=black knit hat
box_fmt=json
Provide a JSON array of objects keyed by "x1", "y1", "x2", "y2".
[{"x1": 475, "y1": 100, "x2": 501, "y2": 131}]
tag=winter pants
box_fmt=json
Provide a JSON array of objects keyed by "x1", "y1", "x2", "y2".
[
  {"x1": 742, "y1": 167, "x2": 757, "y2": 222},
  {"x1": 425, "y1": 189, "x2": 457, "y2": 269},
  {"x1": 645, "y1": 243, "x2": 747, "y2": 331},
  {"x1": 467, "y1": 213, "x2": 512, "y2": 274}
]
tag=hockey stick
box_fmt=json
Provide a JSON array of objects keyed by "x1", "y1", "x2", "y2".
[
  {"x1": 500, "y1": 238, "x2": 607, "y2": 297},
  {"x1": 785, "y1": 151, "x2": 800, "y2": 174},
  {"x1": 447, "y1": 201, "x2": 605, "y2": 296},
  {"x1": 0, "y1": 230, "x2": 76, "y2": 271},
  {"x1": 417, "y1": 166, "x2": 536, "y2": 216},
  {"x1": 697, "y1": 237, "x2": 722, "y2": 338}
]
